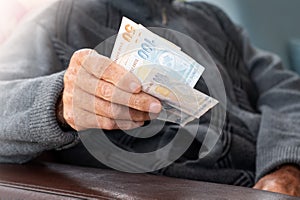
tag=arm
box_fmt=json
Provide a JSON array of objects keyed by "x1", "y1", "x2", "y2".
[
  {"x1": 0, "y1": 2, "x2": 76, "y2": 163},
  {"x1": 242, "y1": 29, "x2": 300, "y2": 196},
  {"x1": 0, "y1": 0, "x2": 161, "y2": 164},
  {"x1": 190, "y1": 2, "x2": 300, "y2": 190}
]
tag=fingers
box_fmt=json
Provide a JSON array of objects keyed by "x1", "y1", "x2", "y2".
[
  {"x1": 75, "y1": 49, "x2": 142, "y2": 93},
  {"x1": 101, "y1": 61, "x2": 142, "y2": 93},
  {"x1": 94, "y1": 80, "x2": 162, "y2": 113},
  {"x1": 63, "y1": 49, "x2": 162, "y2": 131},
  {"x1": 74, "y1": 88, "x2": 155, "y2": 121},
  {"x1": 72, "y1": 108, "x2": 144, "y2": 131},
  {"x1": 75, "y1": 67, "x2": 162, "y2": 113}
]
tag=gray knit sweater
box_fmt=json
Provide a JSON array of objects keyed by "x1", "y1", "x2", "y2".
[{"x1": 0, "y1": 0, "x2": 300, "y2": 184}]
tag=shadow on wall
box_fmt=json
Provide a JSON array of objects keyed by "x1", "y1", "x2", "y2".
[{"x1": 196, "y1": 0, "x2": 300, "y2": 72}]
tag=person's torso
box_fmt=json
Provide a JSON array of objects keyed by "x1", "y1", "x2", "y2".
[{"x1": 50, "y1": 0, "x2": 261, "y2": 186}]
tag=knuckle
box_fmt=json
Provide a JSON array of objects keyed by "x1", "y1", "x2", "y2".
[
  {"x1": 83, "y1": 52, "x2": 111, "y2": 78},
  {"x1": 65, "y1": 63, "x2": 82, "y2": 84},
  {"x1": 73, "y1": 49, "x2": 93, "y2": 60},
  {"x1": 99, "y1": 55, "x2": 112, "y2": 66},
  {"x1": 98, "y1": 117, "x2": 116, "y2": 130},
  {"x1": 99, "y1": 82, "x2": 113, "y2": 99},
  {"x1": 131, "y1": 95, "x2": 147, "y2": 110},
  {"x1": 69, "y1": 49, "x2": 93, "y2": 71}
]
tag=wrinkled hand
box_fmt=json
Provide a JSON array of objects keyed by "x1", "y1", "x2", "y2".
[
  {"x1": 59, "y1": 49, "x2": 161, "y2": 131},
  {"x1": 254, "y1": 165, "x2": 300, "y2": 197}
]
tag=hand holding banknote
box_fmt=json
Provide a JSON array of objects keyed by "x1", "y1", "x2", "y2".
[
  {"x1": 59, "y1": 17, "x2": 218, "y2": 130},
  {"x1": 59, "y1": 49, "x2": 162, "y2": 131}
]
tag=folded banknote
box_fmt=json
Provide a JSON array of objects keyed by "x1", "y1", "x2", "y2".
[{"x1": 110, "y1": 17, "x2": 218, "y2": 126}]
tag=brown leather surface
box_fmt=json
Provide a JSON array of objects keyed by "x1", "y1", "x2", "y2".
[
  {"x1": 0, "y1": 162, "x2": 298, "y2": 200},
  {"x1": 0, "y1": 185, "x2": 76, "y2": 200}
]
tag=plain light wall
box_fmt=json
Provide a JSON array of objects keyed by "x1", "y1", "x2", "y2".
[{"x1": 194, "y1": 0, "x2": 300, "y2": 69}]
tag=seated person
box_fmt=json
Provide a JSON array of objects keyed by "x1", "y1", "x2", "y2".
[{"x1": 0, "y1": 0, "x2": 299, "y2": 197}]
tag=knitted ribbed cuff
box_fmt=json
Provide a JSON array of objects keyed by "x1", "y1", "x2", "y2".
[
  {"x1": 29, "y1": 71, "x2": 77, "y2": 150},
  {"x1": 256, "y1": 146, "x2": 300, "y2": 182}
]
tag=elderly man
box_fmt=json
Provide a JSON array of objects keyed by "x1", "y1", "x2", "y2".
[{"x1": 0, "y1": 0, "x2": 299, "y2": 196}]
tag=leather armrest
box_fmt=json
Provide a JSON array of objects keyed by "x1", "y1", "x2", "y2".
[{"x1": 0, "y1": 162, "x2": 297, "y2": 199}]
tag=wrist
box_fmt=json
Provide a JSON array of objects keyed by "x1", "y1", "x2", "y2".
[{"x1": 56, "y1": 92, "x2": 72, "y2": 131}]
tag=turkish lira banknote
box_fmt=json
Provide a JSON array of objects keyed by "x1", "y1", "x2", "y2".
[{"x1": 110, "y1": 17, "x2": 218, "y2": 126}]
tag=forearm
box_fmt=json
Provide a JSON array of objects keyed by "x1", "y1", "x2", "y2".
[
  {"x1": 0, "y1": 72, "x2": 76, "y2": 163},
  {"x1": 240, "y1": 29, "x2": 300, "y2": 180},
  {"x1": 0, "y1": 0, "x2": 80, "y2": 163}
]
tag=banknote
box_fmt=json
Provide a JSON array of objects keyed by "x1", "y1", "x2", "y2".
[
  {"x1": 160, "y1": 103, "x2": 197, "y2": 126},
  {"x1": 111, "y1": 17, "x2": 181, "y2": 62},
  {"x1": 113, "y1": 26, "x2": 205, "y2": 88},
  {"x1": 110, "y1": 17, "x2": 139, "y2": 62},
  {"x1": 110, "y1": 17, "x2": 218, "y2": 126},
  {"x1": 134, "y1": 65, "x2": 218, "y2": 119},
  {"x1": 137, "y1": 24, "x2": 181, "y2": 52}
]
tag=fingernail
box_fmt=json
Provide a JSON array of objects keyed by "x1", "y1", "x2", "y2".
[
  {"x1": 149, "y1": 112, "x2": 159, "y2": 120},
  {"x1": 130, "y1": 82, "x2": 140, "y2": 92},
  {"x1": 149, "y1": 102, "x2": 162, "y2": 113}
]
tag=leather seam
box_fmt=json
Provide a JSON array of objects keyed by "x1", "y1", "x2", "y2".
[{"x1": 0, "y1": 181, "x2": 113, "y2": 199}]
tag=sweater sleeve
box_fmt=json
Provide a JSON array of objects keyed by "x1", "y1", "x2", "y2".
[
  {"x1": 0, "y1": 2, "x2": 77, "y2": 164},
  {"x1": 241, "y1": 30, "x2": 300, "y2": 181}
]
